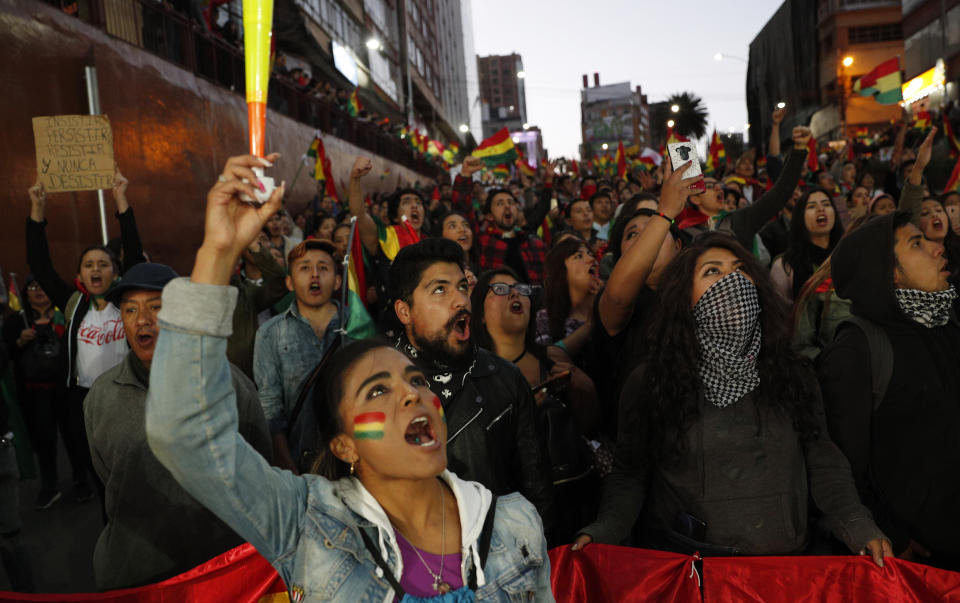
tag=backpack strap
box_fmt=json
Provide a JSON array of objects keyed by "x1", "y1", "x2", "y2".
[
  {"x1": 358, "y1": 527, "x2": 406, "y2": 599},
  {"x1": 840, "y1": 316, "x2": 894, "y2": 410}
]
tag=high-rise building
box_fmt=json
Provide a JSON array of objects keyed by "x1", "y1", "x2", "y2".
[
  {"x1": 900, "y1": 0, "x2": 959, "y2": 109},
  {"x1": 478, "y1": 53, "x2": 527, "y2": 138},
  {"x1": 748, "y1": 0, "x2": 906, "y2": 146},
  {"x1": 291, "y1": 0, "x2": 473, "y2": 143},
  {"x1": 817, "y1": 0, "x2": 904, "y2": 134},
  {"x1": 579, "y1": 73, "x2": 650, "y2": 158}
]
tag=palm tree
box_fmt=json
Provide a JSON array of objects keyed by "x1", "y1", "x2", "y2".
[{"x1": 666, "y1": 92, "x2": 709, "y2": 140}]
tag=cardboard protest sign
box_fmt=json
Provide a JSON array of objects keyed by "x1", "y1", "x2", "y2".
[{"x1": 32, "y1": 115, "x2": 115, "y2": 192}]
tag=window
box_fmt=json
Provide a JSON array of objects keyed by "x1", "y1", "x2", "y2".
[{"x1": 848, "y1": 23, "x2": 902, "y2": 44}]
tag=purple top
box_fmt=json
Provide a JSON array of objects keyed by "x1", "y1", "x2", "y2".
[{"x1": 395, "y1": 530, "x2": 464, "y2": 599}]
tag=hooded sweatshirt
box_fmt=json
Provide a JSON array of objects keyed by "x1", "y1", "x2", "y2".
[{"x1": 818, "y1": 212, "x2": 960, "y2": 555}]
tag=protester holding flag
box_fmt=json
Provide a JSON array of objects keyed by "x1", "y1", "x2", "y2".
[
  {"x1": 144, "y1": 154, "x2": 554, "y2": 601},
  {"x1": 348, "y1": 157, "x2": 422, "y2": 262},
  {"x1": 25, "y1": 171, "x2": 145, "y2": 505},
  {"x1": 2, "y1": 277, "x2": 67, "y2": 510}
]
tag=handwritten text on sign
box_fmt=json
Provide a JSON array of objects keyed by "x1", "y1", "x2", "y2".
[{"x1": 33, "y1": 115, "x2": 115, "y2": 192}]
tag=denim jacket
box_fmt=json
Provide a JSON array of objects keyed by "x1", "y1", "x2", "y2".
[
  {"x1": 145, "y1": 278, "x2": 554, "y2": 603},
  {"x1": 254, "y1": 299, "x2": 345, "y2": 458}
]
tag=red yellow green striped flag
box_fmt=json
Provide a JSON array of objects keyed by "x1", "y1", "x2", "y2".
[
  {"x1": 943, "y1": 116, "x2": 960, "y2": 159},
  {"x1": 706, "y1": 131, "x2": 726, "y2": 175},
  {"x1": 945, "y1": 154, "x2": 960, "y2": 193},
  {"x1": 377, "y1": 217, "x2": 420, "y2": 261},
  {"x1": 853, "y1": 58, "x2": 902, "y2": 105},
  {"x1": 306, "y1": 132, "x2": 327, "y2": 181},
  {"x1": 341, "y1": 218, "x2": 378, "y2": 340},
  {"x1": 472, "y1": 127, "x2": 518, "y2": 167},
  {"x1": 615, "y1": 141, "x2": 627, "y2": 181},
  {"x1": 492, "y1": 164, "x2": 510, "y2": 181},
  {"x1": 346, "y1": 89, "x2": 362, "y2": 116},
  {"x1": 913, "y1": 111, "x2": 932, "y2": 131},
  {"x1": 516, "y1": 159, "x2": 535, "y2": 178}
]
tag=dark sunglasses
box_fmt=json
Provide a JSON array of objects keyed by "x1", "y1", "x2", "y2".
[{"x1": 489, "y1": 282, "x2": 533, "y2": 297}]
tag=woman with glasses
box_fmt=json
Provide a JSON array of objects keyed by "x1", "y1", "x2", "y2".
[
  {"x1": 470, "y1": 267, "x2": 596, "y2": 416},
  {"x1": 470, "y1": 267, "x2": 600, "y2": 544}
]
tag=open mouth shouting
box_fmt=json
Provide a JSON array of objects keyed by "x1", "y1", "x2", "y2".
[
  {"x1": 404, "y1": 415, "x2": 439, "y2": 448},
  {"x1": 509, "y1": 299, "x2": 525, "y2": 314},
  {"x1": 449, "y1": 310, "x2": 471, "y2": 343},
  {"x1": 308, "y1": 281, "x2": 324, "y2": 297},
  {"x1": 931, "y1": 217, "x2": 945, "y2": 233},
  {"x1": 815, "y1": 214, "x2": 829, "y2": 228},
  {"x1": 135, "y1": 330, "x2": 156, "y2": 349},
  {"x1": 89, "y1": 274, "x2": 105, "y2": 291}
]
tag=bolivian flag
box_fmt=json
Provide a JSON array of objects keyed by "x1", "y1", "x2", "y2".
[
  {"x1": 706, "y1": 131, "x2": 726, "y2": 175},
  {"x1": 472, "y1": 127, "x2": 518, "y2": 167},
  {"x1": 615, "y1": 141, "x2": 627, "y2": 181},
  {"x1": 378, "y1": 216, "x2": 420, "y2": 261},
  {"x1": 306, "y1": 132, "x2": 327, "y2": 181},
  {"x1": 347, "y1": 89, "x2": 362, "y2": 116},
  {"x1": 492, "y1": 164, "x2": 510, "y2": 181},
  {"x1": 516, "y1": 159, "x2": 535, "y2": 178},
  {"x1": 913, "y1": 110, "x2": 932, "y2": 131},
  {"x1": 342, "y1": 218, "x2": 378, "y2": 341},
  {"x1": 853, "y1": 58, "x2": 902, "y2": 105},
  {"x1": 944, "y1": 116, "x2": 960, "y2": 159},
  {"x1": 945, "y1": 154, "x2": 960, "y2": 193}
]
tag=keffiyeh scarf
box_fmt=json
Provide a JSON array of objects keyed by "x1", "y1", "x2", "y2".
[
  {"x1": 895, "y1": 286, "x2": 957, "y2": 328},
  {"x1": 694, "y1": 271, "x2": 763, "y2": 408}
]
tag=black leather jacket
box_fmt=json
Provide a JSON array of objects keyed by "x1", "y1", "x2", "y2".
[{"x1": 407, "y1": 346, "x2": 555, "y2": 531}]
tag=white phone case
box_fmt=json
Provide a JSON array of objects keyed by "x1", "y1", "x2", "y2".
[{"x1": 667, "y1": 142, "x2": 703, "y2": 179}]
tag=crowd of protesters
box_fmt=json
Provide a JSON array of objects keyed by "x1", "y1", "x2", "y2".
[{"x1": 3, "y1": 103, "x2": 960, "y2": 599}]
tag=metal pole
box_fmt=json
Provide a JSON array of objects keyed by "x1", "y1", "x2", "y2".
[{"x1": 84, "y1": 66, "x2": 109, "y2": 245}]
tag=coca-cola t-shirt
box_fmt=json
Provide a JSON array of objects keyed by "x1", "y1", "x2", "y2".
[{"x1": 76, "y1": 303, "x2": 128, "y2": 388}]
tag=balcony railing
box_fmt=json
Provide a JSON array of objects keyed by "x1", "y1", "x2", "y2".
[{"x1": 41, "y1": 0, "x2": 441, "y2": 179}]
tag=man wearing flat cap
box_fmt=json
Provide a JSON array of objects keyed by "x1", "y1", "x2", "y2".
[{"x1": 83, "y1": 263, "x2": 271, "y2": 590}]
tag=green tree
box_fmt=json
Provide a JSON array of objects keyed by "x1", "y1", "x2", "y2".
[{"x1": 666, "y1": 92, "x2": 709, "y2": 140}]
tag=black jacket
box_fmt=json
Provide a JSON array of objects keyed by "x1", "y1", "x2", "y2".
[
  {"x1": 403, "y1": 345, "x2": 555, "y2": 530},
  {"x1": 26, "y1": 211, "x2": 143, "y2": 387},
  {"x1": 818, "y1": 212, "x2": 960, "y2": 556}
]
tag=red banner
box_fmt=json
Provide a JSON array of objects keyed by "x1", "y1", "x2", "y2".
[
  {"x1": 0, "y1": 544, "x2": 286, "y2": 603},
  {"x1": 704, "y1": 555, "x2": 960, "y2": 602},
  {"x1": 5, "y1": 544, "x2": 960, "y2": 602},
  {"x1": 549, "y1": 545, "x2": 701, "y2": 602}
]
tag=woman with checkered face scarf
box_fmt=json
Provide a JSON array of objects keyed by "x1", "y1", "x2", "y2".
[{"x1": 574, "y1": 233, "x2": 893, "y2": 567}]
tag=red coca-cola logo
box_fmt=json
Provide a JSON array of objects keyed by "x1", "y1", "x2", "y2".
[{"x1": 77, "y1": 318, "x2": 126, "y2": 347}]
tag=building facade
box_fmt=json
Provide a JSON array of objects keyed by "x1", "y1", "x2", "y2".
[
  {"x1": 816, "y1": 0, "x2": 904, "y2": 135},
  {"x1": 901, "y1": 0, "x2": 960, "y2": 110},
  {"x1": 579, "y1": 74, "x2": 650, "y2": 158},
  {"x1": 478, "y1": 53, "x2": 527, "y2": 139}
]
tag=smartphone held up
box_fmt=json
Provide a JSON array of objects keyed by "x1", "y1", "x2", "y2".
[{"x1": 667, "y1": 142, "x2": 705, "y2": 192}]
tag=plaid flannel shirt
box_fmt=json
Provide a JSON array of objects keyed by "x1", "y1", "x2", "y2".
[
  {"x1": 453, "y1": 174, "x2": 549, "y2": 284},
  {"x1": 476, "y1": 226, "x2": 547, "y2": 285}
]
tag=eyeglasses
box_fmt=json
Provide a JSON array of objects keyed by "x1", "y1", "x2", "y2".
[
  {"x1": 26, "y1": 284, "x2": 43, "y2": 292},
  {"x1": 489, "y1": 282, "x2": 533, "y2": 297}
]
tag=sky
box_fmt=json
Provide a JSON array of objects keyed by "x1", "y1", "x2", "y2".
[{"x1": 471, "y1": 0, "x2": 785, "y2": 159}]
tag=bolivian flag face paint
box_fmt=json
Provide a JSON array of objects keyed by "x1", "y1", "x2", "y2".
[
  {"x1": 353, "y1": 412, "x2": 386, "y2": 439},
  {"x1": 432, "y1": 396, "x2": 445, "y2": 423}
]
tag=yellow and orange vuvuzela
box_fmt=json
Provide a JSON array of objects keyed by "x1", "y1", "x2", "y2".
[{"x1": 243, "y1": 0, "x2": 273, "y2": 156}]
